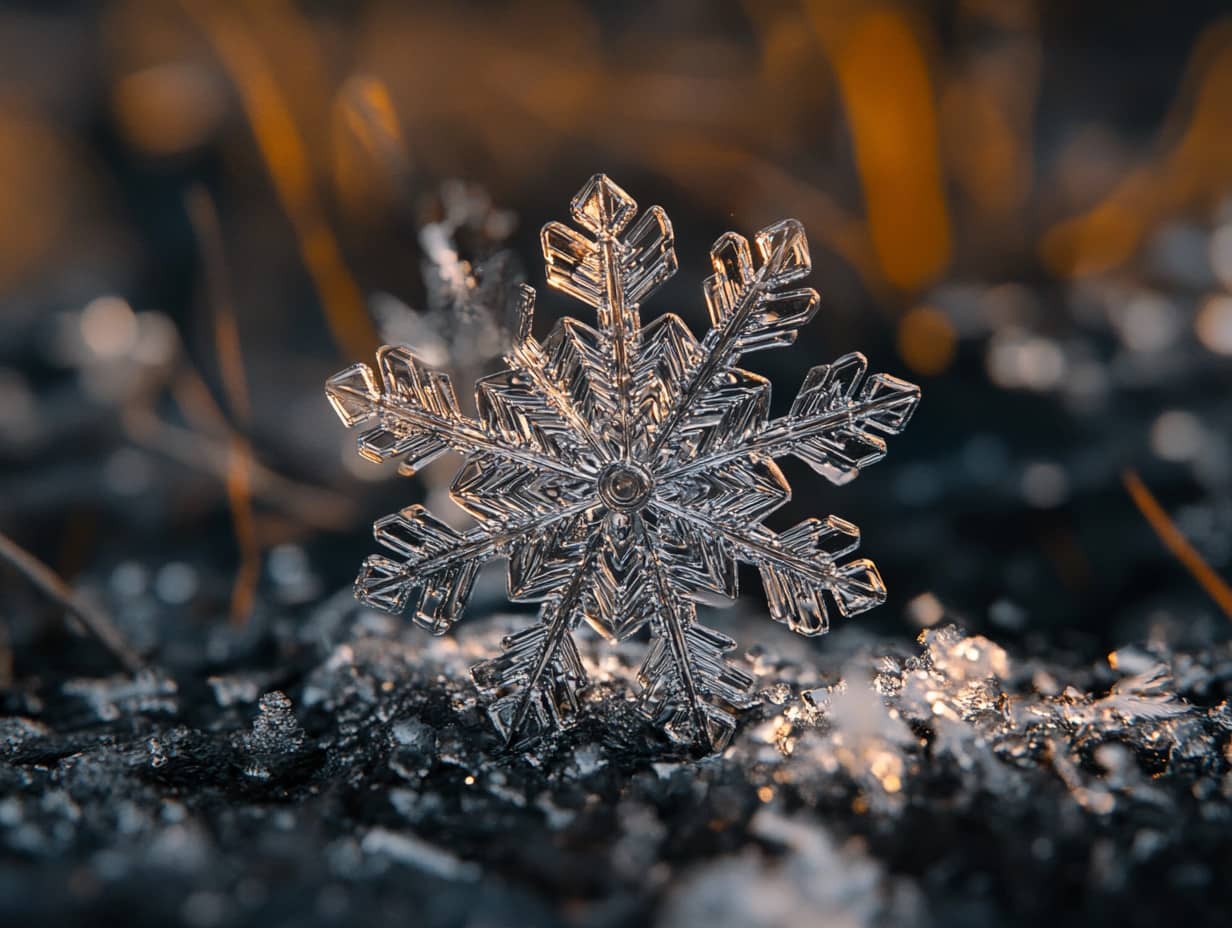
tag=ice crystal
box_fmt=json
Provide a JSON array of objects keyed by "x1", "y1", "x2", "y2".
[
  {"x1": 371, "y1": 180, "x2": 521, "y2": 376},
  {"x1": 327, "y1": 175, "x2": 920, "y2": 751}
]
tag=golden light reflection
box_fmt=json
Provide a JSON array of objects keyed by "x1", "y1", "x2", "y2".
[
  {"x1": 1195, "y1": 295, "x2": 1232, "y2": 355},
  {"x1": 80, "y1": 297, "x2": 140, "y2": 361}
]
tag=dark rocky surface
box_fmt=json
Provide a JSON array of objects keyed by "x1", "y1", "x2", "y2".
[{"x1": 2, "y1": 587, "x2": 1230, "y2": 927}]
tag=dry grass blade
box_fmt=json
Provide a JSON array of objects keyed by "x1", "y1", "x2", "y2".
[
  {"x1": 1123, "y1": 469, "x2": 1232, "y2": 619},
  {"x1": 186, "y1": 186, "x2": 251, "y2": 423},
  {"x1": 0, "y1": 529, "x2": 145, "y2": 673},
  {"x1": 122, "y1": 405, "x2": 355, "y2": 535},
  {"x1": 185, "y1": 186, "x2": 261, "y2": 624}
]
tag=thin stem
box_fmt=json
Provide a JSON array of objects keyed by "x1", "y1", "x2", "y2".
[
  {"x1": 377, "y1": 399, "x2": 589, "y2": 480},
  {"x1": 1123, "y1": 469, "x2": 1232, "y2": 619},
  {"x1": 178, "y1": 0, "x2": 377, "y2": 360},
  {"x1": 651, "y1": 499, "x2": 837, "y2": 585},
  {"x1": 123, "y1": 406, "x2": 356, "y2": 533},
  {"x1": 600, "y1": 235, "x2": 635, "y2": 459},
  {"x1": 185, "y1": 185, "x2": 260, "y2": 625}
]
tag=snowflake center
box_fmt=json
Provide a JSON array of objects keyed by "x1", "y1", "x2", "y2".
[{"x1": 597, "y1": 462, "x2": 654, "y2": 512}]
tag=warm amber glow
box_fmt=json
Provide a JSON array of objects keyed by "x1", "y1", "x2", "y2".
[
  {"x1": 0, "y1": 108, "x2": 73, "y2": 290},
  {"x1": 941, "y1": 78, "x2": 1033, "y2": 226},
  {"x1": 897, "y1": 305, "x2": 957, "y2": 376},
  {"x1": 1195, "y1": 295, "x2": 1232, "y2": 355},
  {"x1": 112, "y1": 63, "x2": 225, "y2": 155}
]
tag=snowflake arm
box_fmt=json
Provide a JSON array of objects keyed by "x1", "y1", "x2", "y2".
[
  {"x1": 661, "y1": 352, "x2": 921, "y2": 485},
  {"x1": 357, "y1": 501, "x2": 595, "y2": 634},
  {"x1": 636, "y1": 616, "x2": 757, "y2": 752},
  {"x1": 499, "y1": 284, "x2": 608, "y2": 460},
  {"x1": 327, "y1": 345, "x2": 585, "y2": 479},
  {"x1": 541, "y1": 174, "x2": 677, "y2": 457},
  {"x1": 648, "y1": 220, "x2": 819, "y2": 465},
  {"x1": 472, "y1": 528, "x2": 601, "y2": 749},
  {"x1": 652, "y1": 498, "x2": 885, "y2": 637},
  {"x1": 637, "y1": 517, "x2": 755, "y2": 751}
]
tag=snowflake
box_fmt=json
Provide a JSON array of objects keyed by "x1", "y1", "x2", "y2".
[{"x1": 327, "y1": 175, "x2": 920, "y2": 751}]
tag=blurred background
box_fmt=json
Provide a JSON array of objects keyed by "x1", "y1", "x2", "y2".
[{"x1": 2, "y1": 0, "x2": 1232, "y2": 675}]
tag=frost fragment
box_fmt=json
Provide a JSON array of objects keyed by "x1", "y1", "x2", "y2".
[{"x1": 237, "y1": 690, "x2": 307, "y2": 779}]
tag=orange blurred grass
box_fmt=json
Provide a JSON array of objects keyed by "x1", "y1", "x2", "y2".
[
  {"x1": 177, "y1": 0, "x2": 378, "y2": 361},
  {"x1": 332, "y1": 75, "x2": 412, "y2": 223},
  {"x1": 804, "y1": 2, "x2": 953, "y2": 292},
  {"x1": 102, "y1": 0, "x2": 1232, "y2": 309},
  {"x1": 103, "y1": 0, "x2": 1232, "y2": 357},
  {"x1": 1042, "y1": 18, "x2": 1232, "y2": 278},
  {"x1": 351, "y1": 2, "x2": 891, "y2": 286},
  {"x1": 939, "y1": 0, "x2": 1040, "y2": 250},
  {"x1": 185, "y1": 186, "x2": 260, "y2": 624}
]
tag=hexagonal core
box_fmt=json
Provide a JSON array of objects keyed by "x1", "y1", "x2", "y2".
[{"x1": 597, "y1": 461, "x2": 654, "y2": 512}]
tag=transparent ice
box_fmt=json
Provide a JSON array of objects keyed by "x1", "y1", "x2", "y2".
[{"x1": 327, "y1": 175, "x2": 920, "y2": 751}]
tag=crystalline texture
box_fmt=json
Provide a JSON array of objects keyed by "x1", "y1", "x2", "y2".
[{"x1": 328, "y1": 175, "x2": 920, "y2": 751}]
